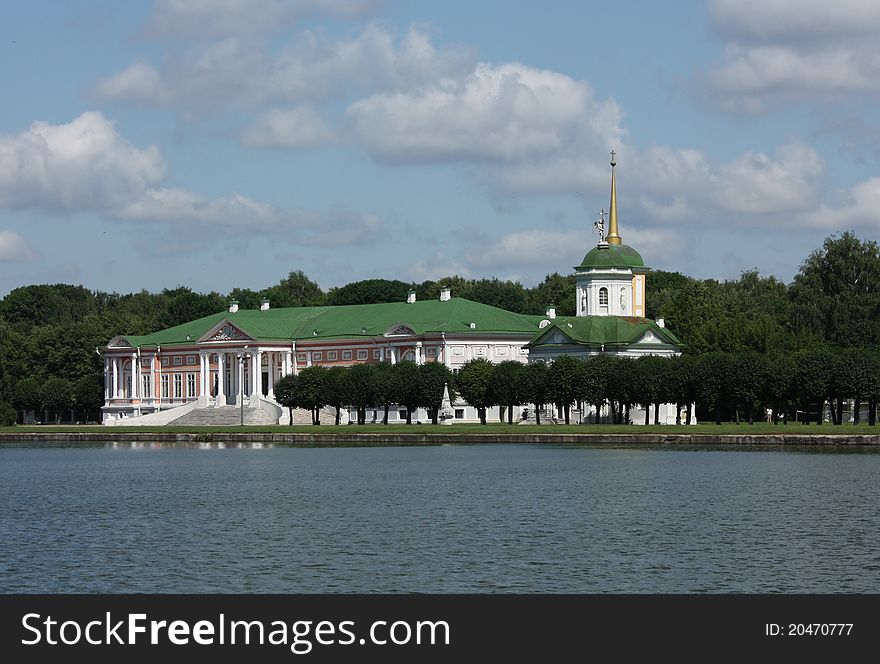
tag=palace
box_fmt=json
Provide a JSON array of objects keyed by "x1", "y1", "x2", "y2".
[{"x1": 102, "y1": 155, "x2": 684, "y2": 426}]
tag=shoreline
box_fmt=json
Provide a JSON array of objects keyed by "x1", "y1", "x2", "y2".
[{"x1": 2, "y1": 431, "x2": 879, "y2": 446}]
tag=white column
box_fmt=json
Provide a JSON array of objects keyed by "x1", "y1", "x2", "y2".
[
  {"x1": 112, "y1": 358, "x2": 119, "y2": 399},
  {"x1": 268, "y1": 352, "x2": 276, "y2": 399},
  {"x1": 380, "y1": 347, "x2": 385, "y2": 363},
  {"x1": 150, "y1": 354, "x2": 156, "y2": 402},
  {"x1": 104, "y1": 357, "x2": 110, "y2": 402},
  {"x1": 251, "y1": 350, "x2": 262, "y2": 407},
  {"x1": 285, "y1": 350, "x2": 293, "y2": 377},
  {"x1": 307, "y1": 351, "x2": 312, "y2": 368},
  {"x1": 443, "y1": 337, "x2": 451, "y2": 369},
  {"x1": 131, "y1": 353, "x2": 139, "y2": 400},
  {"x1": 390, "y1": 347, "x2": 397, "y2": 365},
  {"x1": 234, "y1": 353, "x2": 242, "y2": 406},
  {"x1": 215, "y1": 353, "x2": 225, "y2": 406},
  {"x1": 415, "y1": 341, "x2": 423, "y2": 365}
]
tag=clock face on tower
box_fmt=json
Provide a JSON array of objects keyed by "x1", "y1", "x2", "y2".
[{"x1": 620, "y1": 290, "x2": 627, "y2": 311}]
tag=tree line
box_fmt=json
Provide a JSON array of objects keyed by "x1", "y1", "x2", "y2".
[
  {"x1": 1, "y1": 231, "x2": 878, "y2": 425},
  {"x1": 271, "y1": 346, "x2": 880, "y2": 426}
]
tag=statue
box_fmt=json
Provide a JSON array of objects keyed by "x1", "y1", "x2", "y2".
[{"x1": 593, "y1": 208, "x2": 607, "y2": 245}]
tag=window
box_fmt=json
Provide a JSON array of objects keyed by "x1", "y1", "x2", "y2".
[
  {"x1": 357, "y1": 349, "x2": 368, "y2": 360},
  {"x1": 398, "y1": 409, "x2": 408, "y2": 419},
  {"x1": 343, "y1": 350, "x2": 353, "y2": 360},
  {"x1": 173, "y1": 374, "x2": 183, "y2": 399},
  {"x1": 373, "y1": 349, "x2": 380, "y2": 359},
  {"x1": 173, "y1": 356, "x2": 183, "y2": 366},
  {"x1": 186, "y1": 355, "x2": 196, "y2": 365},
  {"x1": 312, "y1": 352, "x2": 322, "y2": 361},
  {"x1": 455, "y1": 408, "x2": 465, "y2": 419},
  {"x1": 142, "y1": 374, "x2": 152, "y2": 398},
  {"x1": 187, "y1": 373, "x2": 196, "y2": 398},
  {"x1": 426, "y1": 347, "x2": 436, "y2": 357},
  {"x1": 327, "y1": 351, "x2": 337, "y2": 360},
  {"x1": 297, "y1": 353, "x2": 307, "y2": 362},
  {"x1": 162, "y1": 357, "x2": 170, "y2": 367},
  {"x1": 599, "y1": 287, "x2": 609, "y2": 306},
  {"x1": 161, "y1": 374, "x2": 169, "y2": 399}
]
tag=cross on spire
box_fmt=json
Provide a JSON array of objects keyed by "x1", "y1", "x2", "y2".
[{"x1": 610, "y1": 149, "x2": 616, "y2": 166}]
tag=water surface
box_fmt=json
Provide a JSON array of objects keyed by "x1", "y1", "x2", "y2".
[{"x1": 1, "y1": 442, "x2": 878, "y2": 593}]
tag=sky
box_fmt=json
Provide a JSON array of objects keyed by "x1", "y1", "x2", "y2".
[{"x1": 1, "y1": 0, "x2": 879, "y2": 297}]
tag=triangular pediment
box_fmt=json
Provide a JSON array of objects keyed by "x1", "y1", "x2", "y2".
[
  {"x1": 199, "y1": 319, "x2": 254, "y2": 343},
  {"x1": 384, "y1": 322, "x2": 416, "y2": 337},
  {"x1": 532, "y1": 326, "x2": 575, "y2": 347}
]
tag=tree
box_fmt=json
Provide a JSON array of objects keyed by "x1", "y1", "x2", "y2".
[
  {"x1": 347, "y1": 363, "x2": 378, "y2": 424},
  {"x1": 294, "y1": 366, "x2": 328, "y2": 425},
  {"x1": 263, "y1": 270, "x2": 325, "y2": 308},
  {"x1": 489, "y1": 361, "x2": 527, "y2": 424},
  {"x1": 764, "y1": 354, "x2": 796, "y2": 424},
  {"x1": 418, "y1": 362, "x2": 455, "y2": 424},
  {"x1": 694, "y1": 352, "x2": 729, "y2": 425},
  {"x1": 794, "y1": 347, "x2": 834, "y2": 424},
  {"x1": 580, "y1": 354, "x2": 614, "y2": 424},
  {"x1": 12, "y1": 377, "x2": 42, "y2": 424},
  {"x1": 322, "y1": 366, "x2": 352, "y2": 425},
  {"x1": 326, "y1": 279, "x2": 411, "y2": 306},
  {"x1": 631, "y1": 355, "x2": 666, "y2": 425},
  {"x1": 547, "y1": 356, "x2": 581, "y2": 424},
  {"x1": 528, "y1": 273, "x2": 576, "y2": 317},
  {"x1": 395, "y1": 362, "x2": 421, "y2": 424},
  {"x1": 790, "y1": 232, "x2": 880, "y2": 346},
  {"x1": 73, "y1": 374, "x2": 104, "y2": 423},
  {"x1": 522, "y1": 361, "x2": 550, "y2": 424},
  {"x1": 726, "y1": 350, "x2": 767, "y2": 424},
  {"x1": 373, "y1": 363, "x2": 401, "y2": 425},
  {"x1": 274, "y1": 373, "x2": 299, "y2": 425},
  {"x1": 0, "y1": 401, "x2": 15, "y2": 426},
  {"x1": 40, "y1": 377, "x2": 72, "y2": 424},
  {"x1": 456, "y1": 359, "x2": 496, "y2": 425}
]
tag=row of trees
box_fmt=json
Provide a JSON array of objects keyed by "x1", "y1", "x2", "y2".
[
  {"x1": 8, "y1": 375, "x2": 104, "y2": 425},
  {"x1": 271, "y1": 348, "x2": 880, "y2": 427}
]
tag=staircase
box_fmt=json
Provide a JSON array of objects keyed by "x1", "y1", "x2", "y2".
[{"x1": 168, "y1": 406, "x2": 278, "y2": 427}]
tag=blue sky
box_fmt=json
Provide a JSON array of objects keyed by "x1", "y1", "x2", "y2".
[{"x1": 1, "y1": 0, "x2": 879, "y2": 296}]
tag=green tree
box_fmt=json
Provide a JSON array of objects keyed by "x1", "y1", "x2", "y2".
[
  {"x1": 12, "y1": 377, "x2": 42, "y2": 424},
  {"x1": 727, "y1": 350, "x2": 768, "y2": 424},
  {"x1": 294, "y1": 366, "x2": 328, "y2": 425},
  {"x1": 765, "y1": 354, "x2": 796, "y2": 424},
  {"x1": 547, "y1": 355, "x2": 581, "y2": 424},
  {"x1": 418, "y1": 362, "x2": 455, "y2": 425},
  {"x1": 274, "y1": 373, "x2": 299, "y2": 425},
  {"x1": 490, "y1": 361, "x2": 527, "y2": 424},
  {"x1": 322, "y1": 366, "x2": 352, "y2": 425},
  {"x1": 527, "y1": 273, "x2": 576, "y2": 316},
  {"x1": 373, "y1": 363, "x2": 401, "y2": 425},
  {"x1": 347, "y1": 363, "x2": 378, "y2": 424},
  {"x1": 793, "y1": 347, "x2": 834, "y2": 424},
  {"x1": 694, "y1": 352, "x2": 729, "y2": 425},
  {"x1": 263, "y1": 270, "x2": 325, "y2": 308},
  {"x1": 455, "y1": 358, "x2": 496, "y2": 425},
  {"x1": 395, "y1": 362, "x2": 421, "y2": 424},
  {"x1": 41, "y1": 377, "x2": 72, "y2": 424},
  {"x1": 326, "y1": 279, "x2": 411, "y2": 306},
  {"x1": 0, "y1": 401, "x2": 15, "y2": 426},
  {"x1": 73, "y1": 374, "x2": 104, "y2": 423},
  {"x1": 631, "y1": 355, "x2": 666, "y2": 425},
  {"x1": 522, "y1": 361, "x2": 550, "y2": 424}
]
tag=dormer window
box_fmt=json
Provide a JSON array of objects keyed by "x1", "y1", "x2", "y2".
[{"x1": 599, "y1": 287, "x2": 609, "y2": 306}]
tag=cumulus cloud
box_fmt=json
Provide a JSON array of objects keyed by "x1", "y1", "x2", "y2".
[
  {"x1": 0, "y1": 112, "x2": 381, "y2": 243},
  {"x1": 0, "y1": 231, "x2": 37, "y2": 262},
  {"x1": 241, "y1": 106, "x2": 336, "y2": 148},
  {"x1": 95, "y1": 25, "x2": 475, "y2": 110},
  {"x1": 800, "y1": 178, "x2": 880, "y2": 229},
  {"x1": 707, "y1": 0, "x2": 880, "y2": 111},
  {"x1": 348, "y1": 62, "x2": 625, "y2": 163},
  {"x1": 145, "y1": 0, "x2": 385, "y2": 38}
]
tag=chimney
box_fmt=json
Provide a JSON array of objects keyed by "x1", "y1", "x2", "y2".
[
  {"x1": 440, "y1": 287, "x2": 451, "y2": 302},
  {"x1": 228, "y1": 300, "x2": 239, "y2": 314},
  {"x1": 546, "y1": 304, "x2": 556, "y2": 319},
  {"x1": 406, "y1": 290, "x2": 416, "y2": 304},
  {"x1": 656, "y1": 318, "x2": 665, "y2": 328},
  {"x1": 260, "y1": 299, "x2": 270, "y2": 311}
]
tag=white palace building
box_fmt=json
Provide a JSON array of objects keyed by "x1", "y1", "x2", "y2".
[{"x1": 102, "y1": 156, "x2": 684, "y2": 426}]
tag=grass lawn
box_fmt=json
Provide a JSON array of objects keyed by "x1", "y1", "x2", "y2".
[{"x1": 1, "y1": 422, "x2": 878, "y2": 435}]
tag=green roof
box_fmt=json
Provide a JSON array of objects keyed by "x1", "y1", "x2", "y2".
[
  {"x1": 119, "y1": 298, "x2": 544, "y2": 347},
  {"x1": 576, "y1": 243, "x2": 645, "y2": 270},
  {"x1": 526, "y1": 315, "x2": 681, "y2": 349}
]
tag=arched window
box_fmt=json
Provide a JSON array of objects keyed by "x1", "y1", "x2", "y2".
[{"x1": 599, "y1": 287, "x2": 608, "y2": 306}]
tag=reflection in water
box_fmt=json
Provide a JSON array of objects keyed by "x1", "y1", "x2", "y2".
[{"x1": 0, "y1": 442, "x2": 878, "y2": 593}]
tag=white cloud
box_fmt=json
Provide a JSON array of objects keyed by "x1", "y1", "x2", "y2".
[
  {"x1": 0, "y1": 231, "x2": 37, "y2": 262},
  {"x1": 0, "y1": 112, "x2": 381, "y2": 244},
  {"x1": 0, "y1": 111, "x2": 165, "y2": 212},
  {"x1": 241, "y1": 106, "x2": 336, "y2": 148},
  {"x1": 145, "y1": 0, "x2": 385, "y2": 38},
  {"x1": 800, "y1": 178, "x2": 880, "y2": 229},
  {"x1": 95, "y1": 25, "x2": 475, "y2": 110},
  {"x1": 707, "y1": 0, "x2": 880, "y2": 111},
  {"x1": 348, "y1": 62, "x2": 625, "y2": 163}
]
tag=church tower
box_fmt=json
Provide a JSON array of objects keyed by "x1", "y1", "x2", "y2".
[{"x1": 574, "y1": 153, "x2": 648, "y2": 317}]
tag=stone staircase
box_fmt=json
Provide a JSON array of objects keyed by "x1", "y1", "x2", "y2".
[{"x1": 168, "y1": 405, "x2": 278, "y2": 427}]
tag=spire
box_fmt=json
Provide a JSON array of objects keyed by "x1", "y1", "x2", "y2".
[{"x1": 606, "y1": 150, "x2": 622, "y2": 245}]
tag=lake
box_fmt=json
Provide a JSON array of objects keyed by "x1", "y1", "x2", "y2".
[{"x1": 1, "y1": 442, "x2": 878, "y2": 593}]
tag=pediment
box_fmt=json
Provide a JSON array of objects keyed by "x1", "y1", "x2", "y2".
[
  {"x1": 533, "y1": 327, "x2": 575, "y2": 346},
  {"x1": 385, "y1": 322, "x2": 416, "y2": 337},
  {"x1": 200, "y1": 319, "x2": 254, "y2": 343},
  {"x1": 107, "y1": 335, "x2": 132, "y2": 348}
]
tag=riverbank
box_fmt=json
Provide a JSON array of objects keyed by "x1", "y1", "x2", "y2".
[{"x1": 2, "y1": 423, "x2": 879, "y2": 445}]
